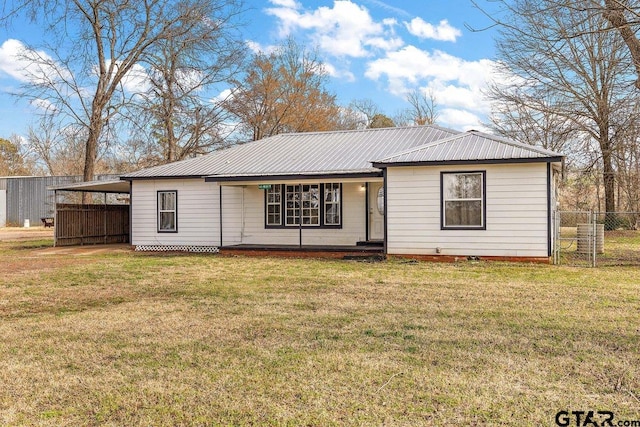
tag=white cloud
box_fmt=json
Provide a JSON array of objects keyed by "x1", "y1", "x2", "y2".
[
  {"x1": 438, "y1": 108, "x2": 486, "y2": 131},
  {"x1": 265, "y1": 0, "x2": 403, "y2": 57},
  {"x1": 270, "y1": 0, "x2": 299, "y2": 7},
  {"x1": 30, "y1": 98, "x2": 57, "y2": 113},
  {"x1": 118, "y1": 63, "x2": 150, "y2": 93},
  {"x1": 245, "y1": 40, "x2": 278, "y2": 54},
  {"x1": 0, "y1": 39, "x2": 67, "y2": 84},
  {"x1": 362, "y1": 0, "x2": 411, "y2": 18},
  {"x1": 322, "y1": 61, "x2": 356, "y2": 82},
  {"x1": 365, "y1": 45, "x2": 496, "y2": 128},
  {"x1": 365, "y1": 46, "x2": 495, "y2": 94},
  {"x1": 404, "y1": 18, "x2": 462, "y2": 42},
  {"x1": 212, "y1": 88, "x2": 233, "y2": 103}
]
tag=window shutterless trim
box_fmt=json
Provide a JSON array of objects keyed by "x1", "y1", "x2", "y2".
[
  {"x1": 157, "y1": 190, "x2": 178, "y2": 233},
  {"x1": 264, "y1": 183, "x2": 343, "y2": 229},
  {"x1": 264, "y1": 184, "x2": 283, "y2": 226},
  {"x1": 440, "y1": 171, "x2": 486, "y2": 230}
]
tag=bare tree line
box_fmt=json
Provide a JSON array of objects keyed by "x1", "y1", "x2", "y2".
[
  {"x1": 6, "y1": 0, "x2": 640, "y2": 217},
  {"x1": 477, "y1": 0, "x2": 640, "y2": 215},
  {"x1": 1, "y1": 1, "x2": 437, "y2": 178}
]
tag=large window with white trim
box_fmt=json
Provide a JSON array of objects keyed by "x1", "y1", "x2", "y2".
[
  {"x1": 441, "y1": 172, "x2": 485, "y2": 229},
  {"x1": 157, "y1": 190, "x2": 177, "y2": 232},
  {"x1": 264, "y1": 183, "x2": 342, "y2": 228}
]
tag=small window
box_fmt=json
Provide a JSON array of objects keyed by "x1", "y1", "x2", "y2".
[
  {"x1": 324, "y1": 183, "x2": 341, "y2": 225},
  {"x1": 441, "y1": 172, "x2": 485, "y2": 229},
  {"x1": 376, "y1": 186, "x2": 384, "y2": 215},
  {"x1": 158, "y1": 191, "x2": 177, "y2": 232},
  {"x1": 266, "y1": 185, "x2": 282, "y2": 226}
]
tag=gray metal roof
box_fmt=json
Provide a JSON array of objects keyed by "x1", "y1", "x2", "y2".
[
  {"x1": 372, "y1": 130, "x2": 563, "y2": 165},
  {"x1": 122, "y1": 125, "x2": 460, "y2": 179},
  {"x1": 122, "y1": 126, "x2": 563, "y2": 180}
]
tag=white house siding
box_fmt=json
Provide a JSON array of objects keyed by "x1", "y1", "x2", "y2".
[
  {"x1": 386, "y1": 163, "x2": 551, "y2": 258},
  {"x1": 237, "y1": 182, "x2": 367, "y2": 246},
  {"x1": 131, "y1": 179, "x2": 242, "y2": 247}
]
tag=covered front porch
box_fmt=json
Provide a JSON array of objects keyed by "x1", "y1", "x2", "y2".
[{"x1": 211, "y1": 174, "x2": 387, "y2": 253}]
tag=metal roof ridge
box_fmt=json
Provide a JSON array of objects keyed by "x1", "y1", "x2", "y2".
[
  {"x1": 206, "y1": 167, "x2": 379, "y2": 178},
  {"x1": 272, "y1": 124, "x2": 459, "y2": 138},
  {"x1": 466, "y1": 130, "x2": 563, "y2": 157},
  {"x1": 372, "y1": 131, "x2": 470, "y2": 163}
]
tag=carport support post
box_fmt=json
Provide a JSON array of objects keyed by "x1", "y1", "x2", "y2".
[
  {"x1": 53, "y1": 190, "x2": 57, "y2": 247},
  {"x1": 103, "y1": 192, "x2": 107, "y2": 244}
]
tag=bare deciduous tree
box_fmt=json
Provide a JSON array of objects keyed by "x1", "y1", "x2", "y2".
[
  {"x1": 3, "y1": 0, "x2": 244, "y2": 180},
  {"x1": 489, "y1": 94, "x2": 576, "y2": 153},
  {"x1": 27, "y1": 118, "x2": 91, "y2": 176},
  {"x1": 486, "y1": 0, "x2": 639, "y2": 215},
  {"x1": 224, "y1": 38, "x2": 340, "y2": 141},
  {"x1": 368, "y1": 113, "x2": 395, "y2": 129},
  {"x1": 395, "y1": 89, "x2": 439, "y2": 126},
  {"x1": 135, "y1": 0, "x2": 245, "y2": 162},
  {"x1": 347, "y1": 98, "x2": 382, "y2": 129},
  {"x1": 0, "y1": 136, "x2": 34, "y2": 176}
]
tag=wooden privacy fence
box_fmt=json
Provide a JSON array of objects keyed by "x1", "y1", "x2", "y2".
[{"x1": 55, "y1": 203, "x2": 129, "y2": 246}]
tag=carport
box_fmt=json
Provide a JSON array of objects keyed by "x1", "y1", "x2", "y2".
[{"x1": 50, "y1": 179, "x2": 130, "y2": 247}]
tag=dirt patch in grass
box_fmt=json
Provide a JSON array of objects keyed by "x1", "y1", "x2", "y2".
[{"x1": 0, "y1": 226, "x2": 54, "y2": 241}]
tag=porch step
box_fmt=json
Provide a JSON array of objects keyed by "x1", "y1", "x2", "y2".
[{"x1": 356, "y1": 240, "x2": 384, "y2": 247}]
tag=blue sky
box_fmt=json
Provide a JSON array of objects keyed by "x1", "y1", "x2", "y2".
[{"x1": 0, "y1": 0, "x2": 500, "y2": 140}]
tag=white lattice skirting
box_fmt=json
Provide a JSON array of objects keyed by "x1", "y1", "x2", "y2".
[{"x1": 135, "y1": 245, "x2": 220, "y2": 253}]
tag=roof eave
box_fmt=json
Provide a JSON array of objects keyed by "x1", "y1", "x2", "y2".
[
  {"x1": 205, "y1": 171, "x2": 383, "y2": 183},
  {"x1": 121, "y1": 174, "x2": 209, "y2": 181},
  {"x1": 372, "y1": 156, "x2": 565, "y2": 168}
]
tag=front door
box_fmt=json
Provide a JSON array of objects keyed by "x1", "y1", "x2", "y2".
[{"x1": 369, "y1": 183, "x2": 384, "y2": 241}]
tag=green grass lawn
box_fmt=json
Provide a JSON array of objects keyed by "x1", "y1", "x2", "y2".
[{"x1": 0, "y1": 240, "x2": 639, "y2": 426}]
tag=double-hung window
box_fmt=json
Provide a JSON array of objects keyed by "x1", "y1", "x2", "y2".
[
  {"x1": 324, "y1": 183, "x2": 341, "y2": 226},
  {"x1": 441, "y1": 172, "x2": 485, "y2": 229},
  {"x1": 158, "y1": 191, "x2": 177, "y2": 232},
  {"x1": 266, "y1": 185, "x2": 282, "y2": 226},
  {"x1": 265, "y1": 183, "x2": 341, "y2": 228}
]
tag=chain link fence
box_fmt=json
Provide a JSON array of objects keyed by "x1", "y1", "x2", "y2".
[{"x1": 554, "y1": 211, "x2": 640, "y2": 267}]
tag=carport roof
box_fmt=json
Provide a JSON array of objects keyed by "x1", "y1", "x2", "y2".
[{"x1": 48, "y1": 179, "x2": 130, "y2": 193}]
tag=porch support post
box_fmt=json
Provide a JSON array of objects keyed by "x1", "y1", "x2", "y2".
[
  {"x1": 298, "y1": 184, "x2": 302, "y2": 247},
  {"x1": 383, "y1": 169, "x2": 388, "y2": 257},
  {"x1": 546, "y1": 162, "x2": 552, "y2": 257},
  {"x1": 365, "y1": 182, "x2": 369, "y2": 242},
  {"x1": 103, "y1": 191, "x2": 107, "y2": 244},
  {"x1": 219, "y1": 185, "x2": 223, "y2": 247},
  {"x1": 53, "y1": 189, "x2": 57, "y2": 247}
]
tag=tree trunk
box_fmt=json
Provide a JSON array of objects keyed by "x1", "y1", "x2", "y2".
[
  {"x1": 82, "y1": 100, "x2": 105, "y2": 204},
  {"x1": 603, "y1": 0, "x2": 640, "y2": 89},
  {"x1": 602, "y1": 147, "x2": 617, "y2": 228},
  {"x1": 83, "y1": 107, "x2": 105, "y2": 182}
]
